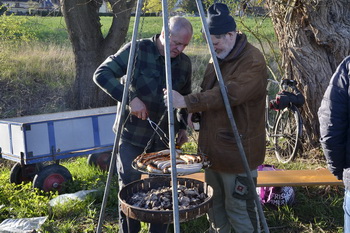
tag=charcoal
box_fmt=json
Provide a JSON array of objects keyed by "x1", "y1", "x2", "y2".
[{"x1": 128, "y1": 185, "x2": 208, "y2": 211}]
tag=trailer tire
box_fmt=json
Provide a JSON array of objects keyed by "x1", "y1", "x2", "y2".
[
  {"x1": 33, "y1": 164, "x2": 72, "y2": 193},
  {"x1": 10, "y1": 163, "x2": 42, "y2": 184},
  {"x1": 87, "y1": 152, "x2": 112, "y2": 172}
]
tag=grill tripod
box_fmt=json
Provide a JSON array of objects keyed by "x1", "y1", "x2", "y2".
[{"x1": 96, "y1": 0, "x2": 270, "y2": 232}]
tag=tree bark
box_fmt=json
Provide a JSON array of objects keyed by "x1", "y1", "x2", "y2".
[
  {"x1": 266, "y1": 0, "x2": 350, "y2": 146},
  {"x1": 60, "y1": 0, "x2": 136, "y2": 109}
]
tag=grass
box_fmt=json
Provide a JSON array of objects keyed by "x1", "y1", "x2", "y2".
[
  {"x1": 0, "y1": 15, "x2": 276, "y2": 118},
  {"x1": 20, "y1": 15, "x2": 274, "y2": 45},
  {"x1": 0, "y1": 15, "x2": 344, "y2": 232},
  {"x1": 0, "y1": 42, "x2": 74, "y2": 117},
  {"x1": 0, "y1": 152, "x2": 344, "y2": 232}
]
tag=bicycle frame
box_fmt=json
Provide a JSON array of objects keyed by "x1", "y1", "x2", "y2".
[
  {"x1": 290, "y1": 104, "x2": 303, "y2": 138},
  {"x1": 266, "y1": 104, "x2": 303, "y2": 139}
]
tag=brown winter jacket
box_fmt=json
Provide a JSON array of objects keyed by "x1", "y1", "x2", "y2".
[{"x1": 184, "y1": 33, "x2": 268, "y2": 174}]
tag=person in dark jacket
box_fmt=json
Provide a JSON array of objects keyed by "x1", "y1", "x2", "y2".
[
  {"x1": 318, "y1": 55, "x2": 350, "y2": 232},
  {"x1": 165, "y1": 3, "x2": 267, "y2": 232},
  {"x1": 318, "y1": 56, "x2": 350, "y2": 232},
  {"x1": 94, "y1": 16, "x2": 193, "y2": 233}
]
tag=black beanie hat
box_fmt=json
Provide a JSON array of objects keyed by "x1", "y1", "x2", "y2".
[{"x1": 207, "y1": 3, "x2": 236, "y2": 35}]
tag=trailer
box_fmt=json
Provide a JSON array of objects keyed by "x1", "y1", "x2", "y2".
[{"x1": 0, "y1": 106, "x2": 117, "y2": 193}]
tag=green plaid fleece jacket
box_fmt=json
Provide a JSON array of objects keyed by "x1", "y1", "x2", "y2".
[{"x1": 94, "y1": 35, "x2": 192, "y2": 149}]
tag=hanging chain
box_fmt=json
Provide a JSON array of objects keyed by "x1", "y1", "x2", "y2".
[
  {"x1": 126, "y1": 0, "x2": 197, "y2": 154},
  {"x1": 117, "y1": 10, "x2": 146, "y2": 131},
  {"x1": 127, "y1": 0, "x2": 147, "y2": 106},
  {"x1": 112, "y1": 1, "x2": 148, "y2": 131},
  {"x1": 118, "y1": 0, "x2": 168, "y2": 155},
  {"x1": 137, "y1": 0, "x2": 173, "y2": 154}
]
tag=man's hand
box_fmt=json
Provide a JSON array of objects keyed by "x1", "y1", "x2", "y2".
[
  {"x1": 187, "y1": 113, "x2": 194, "y2": 129},
  {"x1": 129, "y1": 97, "x2": 148, "y2": 120},
  {"x1": 163, "y1": 89, "x2": 187, "y2": 109},
  {"x1": 176, "y1": 129, "x2": 188, "y2": 147}
]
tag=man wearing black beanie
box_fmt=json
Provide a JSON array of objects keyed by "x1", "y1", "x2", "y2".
[
  {"x1": 164, "y1": 3, "x2": 268, "y2": 233},
  {"x1": 207, "y1": 3, "x2": 237, "y2": 36}
]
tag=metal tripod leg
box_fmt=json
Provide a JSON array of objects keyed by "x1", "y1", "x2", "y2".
[{"x1": 95, "y1": 0, "x2": 144, "y2": 232}]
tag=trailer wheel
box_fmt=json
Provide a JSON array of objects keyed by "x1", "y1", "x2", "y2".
[
  {"x1": 10, "y1": 163, "x2": 42, "y2": 184},
  {"x1": 87, "y1": 152, "x2": 112, "y2": 172},
  {"x1": 33, "y1": 164, "x2": 72, "y2": 193}
]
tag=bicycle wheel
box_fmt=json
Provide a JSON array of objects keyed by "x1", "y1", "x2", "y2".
[{"x1": 273, "y1": 105, "x2": 302, "y2": 163}]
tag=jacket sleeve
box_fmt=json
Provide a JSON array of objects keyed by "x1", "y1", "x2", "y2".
[
  {"x1": 318, "y1": 56, "x2": 350, "y2": 180},
  {"x1": 184, "y1": 52, "x2": 267, "y2": 113},
  {"x1": 93, "y1": 43, "x2": 137, "y2": 102}
]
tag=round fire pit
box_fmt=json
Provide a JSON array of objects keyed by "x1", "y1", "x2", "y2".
[{"x1": 118, "y1": 176, "x2": 213, "y2": 224}]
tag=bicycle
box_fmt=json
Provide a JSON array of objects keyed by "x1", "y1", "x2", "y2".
[{"x1": 265, "y1": 79, "x2": 305, "y2": 163}]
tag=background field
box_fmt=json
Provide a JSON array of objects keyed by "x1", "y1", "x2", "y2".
[{"x1": 0, "y1": 15, "x2": 344, "y2": 232}]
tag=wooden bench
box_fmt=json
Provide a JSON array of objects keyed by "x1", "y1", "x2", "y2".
[{"x1": 142, "y1": 169, "x2": 343, "y2": 187}]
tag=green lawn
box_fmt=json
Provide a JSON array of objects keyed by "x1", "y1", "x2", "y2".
[
  {"x1": 0, "y1": 14, "x2": 344, "y2": 232},
  {"x1": 20, "y1": 15, "x2": 275, "y2": 45}
]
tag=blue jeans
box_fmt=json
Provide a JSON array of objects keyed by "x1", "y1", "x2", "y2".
[
  {"x1": 118, "y1": 140, "x2": 168, "y2": 233},
  {"x1": 344, "y1": 189, "x2": 350, "y2": 232}
]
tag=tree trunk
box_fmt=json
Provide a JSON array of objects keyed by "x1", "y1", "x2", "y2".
[
  {"x1": 60, "y1": 0, "x2": 136, "y2": 109},
  {"x1": 266, "y1": 0, "x2": 350, "y2": 146}
]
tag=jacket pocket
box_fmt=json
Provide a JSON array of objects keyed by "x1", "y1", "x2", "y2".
[
  {"x1": 215, "y1": 129, "x2": 249, "y2": 155},
  {"x1": 216, "y1": 128, "x2": 246, "y2": 144}
]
